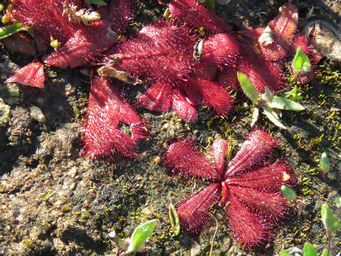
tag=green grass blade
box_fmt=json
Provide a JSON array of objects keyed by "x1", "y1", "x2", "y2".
[
  {"x1": 263, "y1": 106, "x2": 287, "y2": 129},
  {"x1": 270, "y1": 96, "x2": 305, "y2": 111},
  {"x1": 237, "y1": 71, "x2": 260, "y2": 105},
  {"x1": 169, "y1": 202, "x2": 180, "y2": 236},
  {"x1": 0, "y1": 23, "x2": 28, "y2": 40},
  {"x1": 126, "y1": 219, "x2": 158, "y2": 254}
]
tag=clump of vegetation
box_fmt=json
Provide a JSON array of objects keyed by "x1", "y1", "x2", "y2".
[
  {"x1": 164, "y1": 130, "x2": 297, "y2": 247},
  {"x1": 237, "y1": 72, "x2": 305, "y2": 129}
]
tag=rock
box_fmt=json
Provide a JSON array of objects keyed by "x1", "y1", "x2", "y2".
[
  {"x1": 29, "y1": 106, "x2": 46, "y2": 123},
  {"x1": 8, "y1": 106, "x2": 32, "y2": 146}
]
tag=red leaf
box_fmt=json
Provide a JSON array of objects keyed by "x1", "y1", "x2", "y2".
[
  {"x1": 177, "y1": 183, "x2": 221, "y2": 233},
  {"x1": 44, "y1": 25, "x2": 116, "y2": 68},
  {"x1": 202, "y1": 33, "x2": 240, "y2": 68},
  {"x1": 112, "y1": 22, "x2": 196, "y2": 84},
  {"x1": 137, "y1": 82, "x2": 173, "y2": 113},
  {"x1": 238, "y1": 56, "x2": 285, "y2": 92},
  {"x1": 5, "y1": 61, "x2": 45, "y2": 88},
  {"x1": 228, "y1": 186, "x2": 288, "y2": 221},
  {"x1": 81, "y1": 77, "x2": 147, "y2": 158},
  {"x1": 211, "y1": 139, "x2": 228, "y2": 178},
  {"x1": 217, "y1": 67, "x2": 240, "y2": 91},
  {"x1": 259, "y1": 4, "x2": 298, "y2": 61},
  {"x1": 171, "y1": 88, "x2": 198, "y2": 123},
  {"x1": 164, "y1": 140, "x2": 219, "y2": 180},
  {"x1": 225, "y1": 196, "x2": 270, "y2": 247},
  {"x1": 225, "y1": 130, "x2": 278, "y2": 178},
  {"x1": 188, "y1": 78, "x2": 234, "y2": 116},
  {"x1": 226, "y1": 161, "x2": 297, "y2": 192},
  {"x1": 98, "y1": 0, "x2": 136, "y2": 34},
  {"x1": 168, "y1": 0, "x2": 232, "y2": 33}
]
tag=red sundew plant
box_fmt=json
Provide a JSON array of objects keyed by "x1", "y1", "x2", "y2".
[
  {"x1": 4, "y1": 0, "x2": 136, "y2": 88},
  {"x1": 164, "y1": 130, "x2": 297, "y2": 247},
  {"x1": 81, "y1": 76, "x2": 147, "y2": 159},
  {"x1": 7, "y1": 0, "x2": 135, "y2": 68},
  {"x1": 100, "y1": 21, "x2": 238, "y2": 123},
  {"x1": 2, "y1": 0, "x2": 322, "y2": 160}
]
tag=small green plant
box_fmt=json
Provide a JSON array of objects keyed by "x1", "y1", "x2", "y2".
[
  {"x1": 292, "y1": 47, "x2": 312, "y2": 73},
  {"x1": 237, "y1": 72, "x2": 305, "y2": 129},
  {"x1": 321, "y1": 203, "x2": 340, "y2": 236},
  {"x1": 0, "y1": 23, "x2": 30, "y2": 40},
  {"x1": 168, "y1": 202, "x2": 180, "y2": 236},
  {"x1": 303, "y1": 242, "x2": 317, "y2": 256},
  {"x1": 281, "y1": 202, "x2": 339, "y2": 256},
  {"x1": 283, "y1": 84, "x2": 303, "y2": 101},
  {"x1": 125, "y1": 219, "x2": 158, "y2": 254},
  {"x1": 281, "y1": 185, "x2": 297, "y2": 201},
  {"x1": 319, "y1": 152, "x2": 330, "y2": 174},
  {"x1": 281, "y1": 242, "x2": 329, "y2": 256}
]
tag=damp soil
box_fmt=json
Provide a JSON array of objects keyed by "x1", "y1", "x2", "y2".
[{"x1": 0, "y1": 1, "x2": 340, "y2": 256}]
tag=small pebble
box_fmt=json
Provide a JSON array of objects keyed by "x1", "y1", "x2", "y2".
[
  {"x1": 154, "y1": 156, "x2": 161, "y2": 164},
  {"x1": 30, "y1": 106, "x2": 46, "y2": 123}
]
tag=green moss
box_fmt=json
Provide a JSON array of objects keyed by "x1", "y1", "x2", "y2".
[{"x1": 0, "y1": 98, "x2": 10, "y2": 126}]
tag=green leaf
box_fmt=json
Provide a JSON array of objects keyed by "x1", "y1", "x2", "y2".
[
  {"x1": 321, "y1": 203, "x2": 340, "y2": 234},
  {"x1": 335, "y1": 197, "x2": 341, "y2": 208},
  {"x1": 281, "y1": 185, "x2": 297, "y2": 201},
  {"x1": 89, "y1": 0, "x2": 107, "y2": 6},
  {"x1": 280, "y1": 249, "x2": 291, "y2": 256},
  {"x1": 269, "y1": 96, "x2": 305, "y2": 111},
  {"x1": 237, "y1": 72, "x2": 260, "y2": 105},
  {"x1": 292, "y1": 47, "x2": 312, "y2": 73},
  {"x1": 319, "y1": 152, "x2": 330, "y2": 174},
  {"x1": 0, "y1": 23, "x2": 28, "y2": 40},
  {"x1": 303, "y1": 242, "x2": 317, "y2": 256},
  {"x1": 169, "y1": 202, "x2": 180, "y2": 236},
  {"x1": 126, "y1": 219, "x2": 158, "y2": 254},
  {"x1": 321, "y1": 248, "x2": 330, "y2": 256},
  {"x1": 263, "y1": 106, "x2": 287, "y2": 129},
  {"x1": 261, "y1": 87, "x2": 274, "y2": 105}
]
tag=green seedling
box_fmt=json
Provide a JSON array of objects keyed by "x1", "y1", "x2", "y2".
[
  {"x1": 125, "y1": 219, "x2": 158, "y2": 254},
  {"x1": 319, "y1": 152, "x2": 330, "y2": 174},
  {"x1": 281, "y1": 185, "x2": 297, "y2": 201},
  {"x1": 237, "y1": 72, "x2": 305, "y2": 129},
  {"x1": 321, "y1": 203, "x2": 340, "y2": 235},
  {"x1": 0, "y1": 23, "x2": 30, "y2": 40},
  {"x1": 303, "y1": 242, "x2": 317, "y2": 256},
  {"x1": 321, "y1": 249, "x2": 330, "y2": 256},
  {"x1": 292, "y1": 47, "x2": 312, "y2": 73},
  {"x1": 169, "y1": 202, "x2": 180, "y2": 236},
  {"x1": 283, "y1": 84, "x2": 303, "y2": 101}
]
